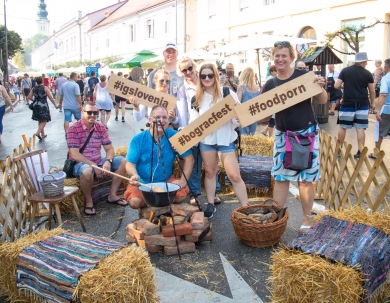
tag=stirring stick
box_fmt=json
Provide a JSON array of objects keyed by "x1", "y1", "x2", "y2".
[{"x1": 91, "y1": 165, "x2": 164, "y2": 192}]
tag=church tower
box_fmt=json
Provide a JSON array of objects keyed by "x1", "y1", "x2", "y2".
[{"x1": 37, "y1": 0, "x2": 50, "y2": 36}]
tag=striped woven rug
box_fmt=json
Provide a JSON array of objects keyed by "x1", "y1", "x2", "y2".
[
  {"x1": 16, "y1": 232, "x2": 126, "y2": 303},
  {"x1": 287, "y1": 216, "x2": 390, "y2": 302}
]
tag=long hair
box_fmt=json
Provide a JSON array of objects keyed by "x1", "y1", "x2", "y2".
[
  {"x1": 239, "y1": 67, "x2": 256, "y2": 90},
  {"x1": 195, "y1": 63, "x2": 221, "y2": 109},
  {"x1": 177, "y1": 56, "x2": 197, "y2": 76}
]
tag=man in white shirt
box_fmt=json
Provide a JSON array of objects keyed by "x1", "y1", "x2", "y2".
[{"x1": 326, "y1": 64, "x2": 342, "y2": 115}]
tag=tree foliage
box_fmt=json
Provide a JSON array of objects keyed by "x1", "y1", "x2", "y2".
[
  {"x1": 22, "y1": 33, "x2": 49, "y2": 66},
  {"x1": 13, "y1": 51, "x2": 25, "y2": 70},
  {"x1": 323, "y1": 19, "x2": 390, "y2": 55},
  {"x1": 0, "y1": 25, "x2": 23, "y2": 73},
  {"x1": 51, "y1": 55, "x2": 122, "y2": 70}
]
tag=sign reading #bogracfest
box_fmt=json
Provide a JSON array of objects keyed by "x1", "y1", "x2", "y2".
[
  {"x1": 169, "y1": 95, "x2": 237, "y2": 154},
  {"x1": 234, "y1": 71, "x2": 322, "y2": 127},
  {"x1": 106, "y1": 74, "x2": 177, "y2": 112}
]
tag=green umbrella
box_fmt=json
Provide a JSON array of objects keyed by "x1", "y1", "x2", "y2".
[{"x1": 109, "y1": 50, "x2": 157, "y2": 68}]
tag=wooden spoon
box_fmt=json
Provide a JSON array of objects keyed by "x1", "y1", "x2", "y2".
[{"x1": 91, "y1": 165, "x2": 164, "y2": 192}]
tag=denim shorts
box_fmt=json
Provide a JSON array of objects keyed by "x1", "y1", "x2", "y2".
[
  {"x1": 64, "y1": 108, "x2": 81, "y2": 122},
  {"x1": 73, "y1": 156, "x2": 124, "y2": 178},
  {"x1": 199, "y1": 142, "x2": 236, "y2": 153}
]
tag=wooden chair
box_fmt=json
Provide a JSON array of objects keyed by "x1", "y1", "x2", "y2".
[{"x1": 13, "y1": 149, "x2": 86, "y2": 233}]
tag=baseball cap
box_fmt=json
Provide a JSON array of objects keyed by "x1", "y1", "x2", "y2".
[{"x1": 164, "y1": 42, "x2": 178, "y2": 51}]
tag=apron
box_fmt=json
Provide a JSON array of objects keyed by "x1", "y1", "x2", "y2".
[{"x1": 326, "y1": 72, "x2": 342, "y2": 101}]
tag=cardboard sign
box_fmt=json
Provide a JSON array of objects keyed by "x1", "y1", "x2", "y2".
[
  {"x1": 234, "y1": 71, "x2": 322, "y2": 127},
  {"x1": 106, "y1": 74, "x2": 177, "y2": 112},
  {"x1": 169, "y1": 95, "x2": 237, "y2": 154}
]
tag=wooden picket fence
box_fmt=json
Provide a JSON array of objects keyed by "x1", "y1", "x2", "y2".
[
  {"x1": 0, "y1": 135, "x2": 36, "y2": 243},
  {"x1": 315, "y1": 130, "x2": 390, "y2": 213}
]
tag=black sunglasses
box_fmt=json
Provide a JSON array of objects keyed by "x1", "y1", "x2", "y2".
[
  {"x1": 159, "y1": 79, "x2": 170, "y2": 84},
  {"x1": 295, "y1": 67, "x2": 307, "y2": 70},
  {"x1": 181, "y1": 66, "x2": 193, "y2": 74},
  {"x1": 274, "y1": 41, "x2": 291, "y2": 47},
  {"x1": 83, "y1": 110, "x2": 99, "y2": 116},
  {"x1": 200, "y1": 73, "x2": 215, "y2": 80}
]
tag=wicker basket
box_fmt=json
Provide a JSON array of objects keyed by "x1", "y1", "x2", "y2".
[
  {"x1": 231, "y1": 199, "x2": 289, "y2": 248},
  {"x1": 38, "y1": 169, "x2": 66, "y2": 197}
]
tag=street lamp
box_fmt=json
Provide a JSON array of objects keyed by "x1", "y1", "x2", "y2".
[{"x1": 3, "y1": 0, "x2": 8, "y2": 83}]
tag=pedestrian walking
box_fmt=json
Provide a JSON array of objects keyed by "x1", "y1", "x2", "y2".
[
  {"x1": 114, "y1": 72, "x2": 127, "y2": 122},
  {"x1": 94, "y1": 75, "x2": 113, "y2": 129}
]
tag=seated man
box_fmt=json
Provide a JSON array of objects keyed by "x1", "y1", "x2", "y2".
[
  {"x1": 67, "y1": 101, "x2": 127, "y2": 215},
  {"x1": 125, "y1": 105, "x2": 194, "y2": 209}
]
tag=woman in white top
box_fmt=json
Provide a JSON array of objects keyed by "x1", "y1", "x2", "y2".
[
  {"x1": 191, "y1": 63, "x2": 248, "y2": 217},
  {"x1": 130, "y1": 70, "x2": 179, "y2": 128},
  {"x1": 93, "y1": 74, "x2": 113, "y2": 129}
]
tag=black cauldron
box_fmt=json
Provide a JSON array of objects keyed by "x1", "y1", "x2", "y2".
[{"x1": 139, "y1": 182, "x2": 180, "y2": 207}]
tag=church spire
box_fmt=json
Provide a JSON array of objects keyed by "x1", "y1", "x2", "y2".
[{"x1": 37, "y1": 0, "x2": 48, "y2": 20}]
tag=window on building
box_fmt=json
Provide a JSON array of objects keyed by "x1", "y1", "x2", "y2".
[
  {"x1": 240, "y1": 0, "x2": 249, "y2": 12},
  {"x1": 71, "y1": 37, "x2": 74, "y2": 50},
  {"x1": 129, "y1": 24, "x2": 136, "y2": 42},
  {"x1": 209, "y1": 0, "x2": 216, "y2": 19},
  {"x1": 264, "y1": 0, "x2": 275, "y2": 5},
  {"x1": 96, "y1": 39, "x2": 98, "y2": 51},
  {"x1": 238, "y1": 35, "x2": 248, "y2": 63},
  {"x1": 145, "y1": 19, "x2": 154, "y2": 38},
  {"x1": 66, "y1": 40, "x2": 68, "y2": 52},
  {"x1": 74, "y1": 36, "x2": 77, "y2": 49},
  {"x1": 298, "y1": 26, "x2": 317, "y2": 40},
  {"x1": 208, "y1": 40, "x2": 215, "y2": 50}
]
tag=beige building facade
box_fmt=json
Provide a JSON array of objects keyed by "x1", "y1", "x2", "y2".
[{"x1": 193, "y1": 0, "x2": 390, "y2": 77}]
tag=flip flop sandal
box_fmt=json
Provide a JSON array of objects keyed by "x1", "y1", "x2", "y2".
[
  {"x1": 84, "y1": 206, "x2": 96, "y2": 216},
  {"x1": 299, "y1": 225, "x2": 312, "y2": 234},
  {"x1": 106, "y1": 197, "x2": 128, "y2": 206},
  {"x1": 41, "y1": 134, "x2": 47, "y2": 138},
  {"x1": 214, "y1": 193, "x2": 222, "y2": 205},
  {"x1": 35, "y1": 134, "x2": 42, "y2": 140},
  {"x1": 368, "y1": 153, "x2": 377, "y2": 160},
  {"x1": 189, "y1": 195, "x2": 197, "y2": 205}
]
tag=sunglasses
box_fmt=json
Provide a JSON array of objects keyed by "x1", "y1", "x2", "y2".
[
  {"x1": 159, "y1": 79, "x2": 170, "y2": 85},
  {"x1": 274, "y1": 41, "x2": 291, "y2": 47},
  {"x1": 200, "y1": 73, "x2": 215, "y2": 80},
  {"x1": 295, "y1": 67, "x2": 307, "y2": 70},
  {"x1": 181, "y1": 66, "x2": 193, "y2": 74},
  {"x1": 83, "y1": 110, "x2": 99, "y2": 116}
]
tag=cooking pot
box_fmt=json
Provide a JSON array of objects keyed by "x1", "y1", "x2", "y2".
[{"x1": 139, "y1": 182, "x2": 180, "y2": 207}]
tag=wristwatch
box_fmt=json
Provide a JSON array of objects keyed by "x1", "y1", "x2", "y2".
[{"x1": 106, "y1": 158, "x2": 113, "y2": 164}]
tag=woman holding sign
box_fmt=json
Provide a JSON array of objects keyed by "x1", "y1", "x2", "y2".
[
  {"x1": 191, "y1": 64, "x2": 248, "y2": 218},
  {"x1": 261, "y1": 41, "x2": 327, "y2": 234},
  {"x1": 130, "y1": 70, "x2": 179, "y2": 129}
]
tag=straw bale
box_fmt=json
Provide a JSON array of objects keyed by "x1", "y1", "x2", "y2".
[
  {"x1": 315, "y1": 206, "x2": 390, "y2": 236},
  {"x1": 74, "y1": 244, "x2": 158, "y2": 303},
  {"x1": 115, "y1": 145, "x2": 128, "y2": 157},
  {"x1": 240, "y1": 134, "x2": 274, "y2": 156},
  {"x1": 0, "y1": 228, "x2": 65, "y2": 302},
  {"x1": 269, "y1": 248, "x2": 365, "y2": 303}
]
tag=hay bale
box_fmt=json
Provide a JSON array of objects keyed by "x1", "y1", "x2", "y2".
[
  {"x1": 115, "y1": 146, "x2": 128, "y2": 157},
  {"x1": 0, "y1": 229, "x2": 158, "y2": 303},
  {"x1": 240, "y1": 134, "x2": 274, "y2": 156}
]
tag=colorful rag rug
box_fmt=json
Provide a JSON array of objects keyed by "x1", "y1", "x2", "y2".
[
  {"x1": 287, "y1": 216, "x2": 390, "y2": 302},
  {"x1": 16, "y1": 232, "x2": 126, "y2": 303},
  {"x1": 91, "y1": 176, "x2": 124, "y2": 204}
]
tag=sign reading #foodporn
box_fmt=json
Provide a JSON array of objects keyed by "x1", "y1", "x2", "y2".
[
  {"x1": 234, "y1": 71, "x2": 322, "y2": 127},
  {"x1": 106, "y1": 74, "x2": 177, "y2": 112},
  {"x1": 169, "y1": 95, "x2": 237, "y2": 154}
]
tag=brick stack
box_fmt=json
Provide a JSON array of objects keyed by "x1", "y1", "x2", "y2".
[{"x1": 126, "y1": 204, "x2": 212, "y2": 255}]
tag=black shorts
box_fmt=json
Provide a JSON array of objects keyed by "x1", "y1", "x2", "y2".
[
  {"x1": 23, "y1": 88, "x2": 30, "y2": 96},
  {"x1": 115, "y1": 95, "x2": 126, "y2": 102}
]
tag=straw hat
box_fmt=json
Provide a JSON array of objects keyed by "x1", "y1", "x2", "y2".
[{"x1": 352, "y1": 52, "x2": 372, "y2": 63}]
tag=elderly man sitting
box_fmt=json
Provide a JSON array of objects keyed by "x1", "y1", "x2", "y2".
[
  {"x1": 124, "y1": 105, "x2": 194, "y2": 209},
  {"x1": 67, "y1": 101, "x2": 127, "y2": 215}
]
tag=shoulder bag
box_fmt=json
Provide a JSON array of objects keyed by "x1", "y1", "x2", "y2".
[{"x1": 63, "y1": 129, "x2": 95, "y2": 178}]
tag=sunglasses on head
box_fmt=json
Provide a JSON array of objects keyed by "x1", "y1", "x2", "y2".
[
  {"x1": 274, "y1": 41, "x2": 291, "y2": 47},
  {"x1": 200, "y1": 73, "x2": 215, "y2": 80},
  {"x1": 83, "y1": 110, "x2": 99, "y2": 116},
  {"x1": 181, "y1": 66, "x2": 193, "y2": 74},
  {"x1": 159, "y1": 79, "x2": 170, "y2": 84}
]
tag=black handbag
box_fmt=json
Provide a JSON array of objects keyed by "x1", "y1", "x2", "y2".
[
  {"x1": 29, "y1": 101, "x2": 35, "y2": 110},
  {"x1": 63, "y1": 130, "x2": 94, "y2": 178}
]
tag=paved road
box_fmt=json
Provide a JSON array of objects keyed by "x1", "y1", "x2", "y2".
[{"x1": 1, "y1": 101, "x2": 387, "y2": 302}]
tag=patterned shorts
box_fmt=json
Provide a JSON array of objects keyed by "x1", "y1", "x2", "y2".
[
  {"x1": 338, "y1": 105, "x2": 369, "y2": 129},
  {"x1": 271, "y1": 126, "x2": 321, "y2": 182}
]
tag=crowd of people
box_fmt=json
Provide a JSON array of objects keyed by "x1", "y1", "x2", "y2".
[{"x1": 2, "y1": 41, "x2": 388, "y2": 231}]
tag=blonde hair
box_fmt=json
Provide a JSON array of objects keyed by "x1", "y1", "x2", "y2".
[
  {"x1": 153, "y1": 69, "x2": 170, "y2": 85},
  {"x1": 239, "y1": 67, "x2": 256, "y2": 90},
  {"x1": 177, "y1": 56, "x2": 197, "y2": 76},
  {"x1": 100, "y1": 74, "x2": 106, "y2": 82},
  {"x1": 195, "y1": 63, "x2": 221, "y2": 109},
  {"x1": 271, "y1": 44, "x2": 296, "y2": 62}
]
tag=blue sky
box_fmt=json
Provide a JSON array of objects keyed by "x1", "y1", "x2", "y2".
[{"x1": 0, "y1": 0, "x2": 118, "y2": 41}]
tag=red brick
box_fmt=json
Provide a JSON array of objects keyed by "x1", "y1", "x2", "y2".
[
  {"x1": 190, "y1": 212, "x2": 205, "y2": 230},
  {"x1": 140, "y1": 206, "x2": 170, "y2": 219},
  {"x1": 133, "y1": 219, "x2": 160, "y2": 236},
  {"x1": 164, "y1": 241, "x2": 196, "y2": 256},
  {"x1": 203, "y1": 231, "x2": 212, "y2": 241},
  {"x1": 126, "y1": 223, "x2": 146, "y2": 240},
  {"x1": 185, "y1": 221, "x2": 210, "y2": 242},
  {"x1": 145, "y1": 243, "x2": 163, "y2": 253},
  {"x1": 137, "y1": 239, "x2": 146, "y2": 249},
  {"x1": 144, "y1": 234, "x2": 181, "y2": 246},
  {"x1": 161, "y1": 223, "x2": 193, "y2": 237},
  {"x1": 126, "y1": 234, "x2": 137, "y2": 243}
]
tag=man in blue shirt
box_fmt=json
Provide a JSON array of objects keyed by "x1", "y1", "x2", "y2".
[
  {"x1": 369, "y1": 58, "x2": 390, "y2": 159},
  {"x1": 124, "y1": 105, "x2": 194, "y2": 209}
]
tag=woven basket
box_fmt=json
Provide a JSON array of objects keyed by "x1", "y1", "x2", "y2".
[
  {"x1": 231, "y1": 199, "x2": 289, "y2": 248},
  {"x1": 38, "y1": 169, "x2": 66, "y2": 197}
]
